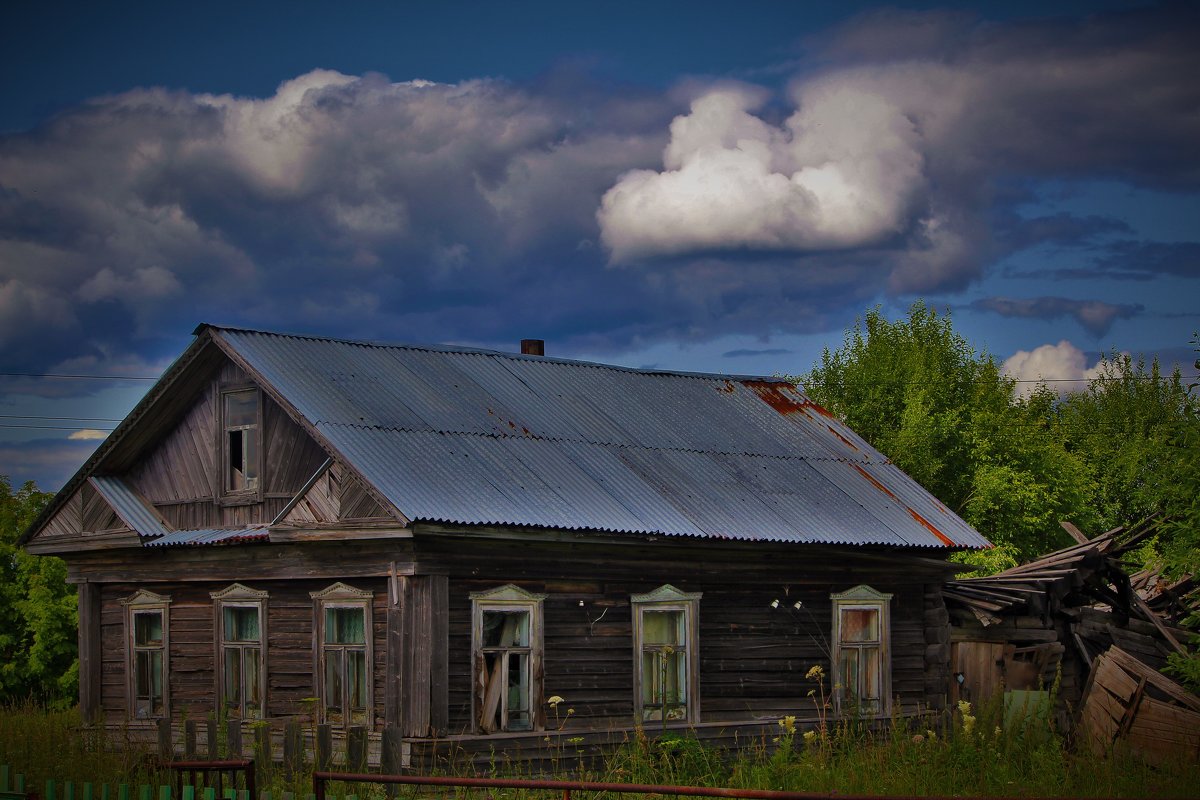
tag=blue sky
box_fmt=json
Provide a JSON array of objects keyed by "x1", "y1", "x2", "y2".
[{"x1": 1, "y1": 0, "x2": 1197, "y2": 491}]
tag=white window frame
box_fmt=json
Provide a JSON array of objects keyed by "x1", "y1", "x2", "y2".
[
  {"x1": 830, "y1": 584, "x2": 893, "y2": 717},
  {"x1": 121, "y1": 589, "x2": 172, "y2": 720},
  {"x1": 218, "y1": 385, "x2": 262, "y2": 504},
  {"x1": 311, "y1": 582, "x2": 374, "y2": 728},
  {"x1": 470, "y1": 584, "x2": 546, "y2": 733},
  {"x1": 211, "y1": 583, "x2": 269, "y2": 720},
  {"x1": 631, "y1": 584, "x2": 702, "y2": 724}
]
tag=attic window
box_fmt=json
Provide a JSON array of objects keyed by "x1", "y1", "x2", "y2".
[{"x1": 221, "y1": 388, "x2": 261, "y2": 499}]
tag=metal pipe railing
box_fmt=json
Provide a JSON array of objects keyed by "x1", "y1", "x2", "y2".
[
  {"x1": 168, "y1": 759, "x2": 255, "y2": 800},
  {"x1": 312, "y1": 771, "x2": 1132, "y2": 800}
]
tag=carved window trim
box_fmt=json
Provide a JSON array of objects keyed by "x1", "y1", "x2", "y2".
[
  {"x1": 631, "y1": 584, "x2": 702, "y2": 724},
  {"x1": 311, "y1": 582, "x2": 374, "y2": 728},
  {"x1": 470, "y1": 584, "x2": 546, "y2": 733},
  {"x1": 121, "y1": 589, "x2": 172, "y2": 720},
  {"x1": 211, "y1": 583, "x2": 269, "y2": 720},
  {"x1": 830, "y1": 584, "x2": 893, "y2": 717},
  {"x1": 217, "y1": 385, "x2": 263, "y2": 506}
]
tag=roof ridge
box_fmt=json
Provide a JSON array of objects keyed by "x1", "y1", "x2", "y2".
[{"x1": 204, "y1": 324, "x2": 796, "y2": 384}]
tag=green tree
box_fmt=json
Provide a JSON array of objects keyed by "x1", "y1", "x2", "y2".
[
  {"x1": 795, "y1": 302, "x2": 1095, "y2": 566},
  {"x1": 0, "y1": 476, "x2": 78, "y2": 706},
  {"x1": 1054, "y1": 352, "x2": 1196, "y2": 533},
  {"x1": 1155, "y1": 335, "x2": 1200, "y2": 691}
]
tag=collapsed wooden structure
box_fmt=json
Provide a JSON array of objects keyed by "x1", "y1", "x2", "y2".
[{"x1": 944, "y1": 519, "x2": 1199, "y2": 761}]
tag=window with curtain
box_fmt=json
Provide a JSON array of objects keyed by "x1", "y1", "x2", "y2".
[
  {"x1": 311, "y1": 583, "x2": 373, "y2": 727},
  {"x1": 212, "y1": 584, "x2": 268, "y2": 719},
  {"x1": 122, "y1": 589, "x2": 171, "y2": 720},
  {"x1": 830, "y1": 585, "x2": 892, "y2": 716},
  {"x1": 471, "y1": 585, "x2": 545, "y2": 733},
  {"x1": 631, "y1": 585, "x2": 701, "y2": 724}
]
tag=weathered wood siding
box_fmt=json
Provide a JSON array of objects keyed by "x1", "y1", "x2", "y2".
[
  {"x1": 427, "y1": 536, "x2": 952, "y2": 735},
  {"x1": 125, "y1": 360, "x2": 331, "y2": 529},
  {"x1": 98, "y1": 579, "x2": 388, "y2": 726}
]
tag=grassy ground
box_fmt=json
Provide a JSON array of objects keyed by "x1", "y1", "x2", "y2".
[{"x1": 1, "y1": 699, "x2": 1197, "y2": 798}]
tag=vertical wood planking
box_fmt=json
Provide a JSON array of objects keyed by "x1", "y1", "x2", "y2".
[{"x1": 78, "y1": 581, "x2": 102, "y2": 722}]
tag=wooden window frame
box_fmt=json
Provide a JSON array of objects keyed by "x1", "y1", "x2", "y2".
[
  {"x1": 311, "y1": 582, "x2": 374, "y2": 728},
  {"x1": 830, "y1": 584, "x2": 893, "y2": 718},
  {"x1": 217, "y1": 385, "x2": 263, "y2": 506},
  {"x1": 211, "y1": 583, "x2": 269, "y2": 720},
  {"x1": 631, "y1": 584, "x2": 702, "y2": 725},
  {"x1": 470, "y1": 584, "x2": 546, "y2": 734},
  {"x1": 121, "y1": 589, "x2": 172, "y2": 721}
]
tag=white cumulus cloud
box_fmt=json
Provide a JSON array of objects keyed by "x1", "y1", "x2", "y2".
[
  {"x1": 598, "y1": 84, "x2": 925, "y2": 262},
  {"x1": 1002, "y1": 340, "x2": 1112, "y2": 398}
]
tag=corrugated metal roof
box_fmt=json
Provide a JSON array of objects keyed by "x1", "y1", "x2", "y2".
[
  {"x1": 145, "y1": 528, "x2": 270, "y2": 547},
  {"x1": 89, "y1": 476, "x2": 170, "y2": 539},
  {"x1": 211, "y1": 326, "x2": 991, "y2": 549}
]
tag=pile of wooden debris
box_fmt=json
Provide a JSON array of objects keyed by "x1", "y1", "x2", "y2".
[{"x1": 944, "y1": 518, "x2": 1199, "y2": 764}]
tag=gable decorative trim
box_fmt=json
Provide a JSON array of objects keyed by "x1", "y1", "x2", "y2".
[
  {"x1": 121, "y1": 589, "x2": 173, "y2": 606},
  {"x1": 469, "y1": 584, "x2": 548, "y2": 603},
  {"x1": 210, "y1": 583, "x2": 269, "y2": 601},
  {"x1": 630, "y1": 584, "x2": 702, "y2": 604},
  {"x1": 310, "y1": 582, "x2": 373, "y2": 601},
  {"x1": 831, "y1": 584, "x2": 893, "y2": 603}
]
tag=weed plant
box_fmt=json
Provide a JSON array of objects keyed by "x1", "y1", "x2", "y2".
[{"x1": 3, "y1": 699, "x2": 1199, "y2": 799}]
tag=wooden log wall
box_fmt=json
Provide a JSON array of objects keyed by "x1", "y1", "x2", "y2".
[
  {"x1": 97, "y1": 579, "x2": 388, "y2": 726},
  {"x1": 423, "y1": 536, "x2": 952, "y2": 736}
]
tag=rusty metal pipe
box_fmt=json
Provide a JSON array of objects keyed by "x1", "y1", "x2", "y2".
[{"x1": 311, "y1": 771, "x2": 1137, "y2": 800}]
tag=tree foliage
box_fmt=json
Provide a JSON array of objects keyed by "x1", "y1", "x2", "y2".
[
  {"x1": 1054, "y1": 353, "x2": 1196, "y2": 533},
  {"x1": 796, "y1": 302, "x2": 1098, "y2": 566},
  {"x1": 0, "y1": 476, "x2": 77, "y2": 706}
]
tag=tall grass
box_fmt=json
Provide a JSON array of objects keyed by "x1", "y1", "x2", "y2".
[{"x1": 2, "y1": 699, "x2": 1198, "y2": 798}]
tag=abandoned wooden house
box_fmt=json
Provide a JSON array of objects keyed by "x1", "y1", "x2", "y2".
[{"x1": 21, "y1": 324, "x2": 992, "y2": 768}]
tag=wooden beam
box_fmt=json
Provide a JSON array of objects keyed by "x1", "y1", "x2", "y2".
[
  {"x1": 77, "y1": 581, "x2": 102, "y2": 723},
  {"x1": 1061, "y1": 521, "x2": 1090, "y2": 545}
]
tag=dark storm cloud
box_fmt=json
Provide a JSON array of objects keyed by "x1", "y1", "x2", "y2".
[
  {"x1": 1, "y1": 5, "x2": 1198, "y2": 384},
  {"x1": 969, "y1": 296, "x2": 1142, "y2": 337}
]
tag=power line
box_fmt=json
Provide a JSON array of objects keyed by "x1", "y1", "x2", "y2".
[
  {"x1": 0, "y1": 424, "x2": 115, "y2": 431},
  {"x1": 0, "y1": 414, "x2": 123, "y2": 422},
  {"x1": 0, "y1": 372, "x2": 158, "y2": 381}
]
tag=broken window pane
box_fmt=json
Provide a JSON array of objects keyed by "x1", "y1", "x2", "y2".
[
  {"x1": 483, "y1": 610, "x2": 529, "y2": 647},
  {"x1": 477, "y1": 607, "x2": 534, "y2": 732},
  {"x1": 223, "y1": 390, "x2": 259, "y2": 493}
]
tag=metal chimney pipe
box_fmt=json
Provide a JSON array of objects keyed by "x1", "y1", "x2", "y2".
[{"x1": 520, "y1": 339, "x2": 545, "y2": 356}]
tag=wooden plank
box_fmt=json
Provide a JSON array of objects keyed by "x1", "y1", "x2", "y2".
[
  {"x1": 1104, "y1": 646, "x2": 1200, "y2": 712},
  {"x1": 429, "y1": 574, "x2": 449, "y2": 735},
  {"x1": 1060, "y1": 521, "x2": 1089, "y2": 544},
  {"x1": 78, "y1": 581, "x2": 103, "y2": 722}
]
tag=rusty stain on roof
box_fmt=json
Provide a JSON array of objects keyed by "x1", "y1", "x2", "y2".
[
  {"x1": 742, "y1": 380, "x2": 811, "y2": 417},
  {"x1": 851, "y1": 463, "x2": 899, "y2": 501},
  {"x1": 907, "y1": 507, "x2": 955, "y2": 547},
  {"x1": 827, "y1": 425, "x2": 859, "y2": 452}
]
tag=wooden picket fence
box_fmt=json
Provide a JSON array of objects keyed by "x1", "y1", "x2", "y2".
[{"x1": 0, "y1": 766, "x2": 369, "y2": 800}]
